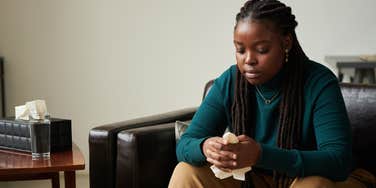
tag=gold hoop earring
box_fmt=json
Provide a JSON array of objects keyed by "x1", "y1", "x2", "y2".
[{"x1": 285, "y1": 49, "x2": 289, "y2": 63}]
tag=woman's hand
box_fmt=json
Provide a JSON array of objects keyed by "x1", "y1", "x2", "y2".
[
  {"x1": 232, "y1": 135, "x2": 262, "y2": 168},
  {"x1": 202, "y1": 135, "x2": 262, "y2": 171},
  {"x1": 202, "y1": 136, "x2": 236, "y2": 171}
]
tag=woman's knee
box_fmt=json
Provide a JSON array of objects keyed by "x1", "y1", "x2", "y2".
[
  {"x1": 168, "y1": 162, "x2": 206, "y2": 188},
  {"x1": 290, "y1": 176, "x2": 336, "y2": 188},
  {"x1": 171, "y1": 162, "x2": 200, "y2": 179}
]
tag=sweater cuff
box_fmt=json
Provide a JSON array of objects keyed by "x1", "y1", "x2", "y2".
[
  {"x1": 256, "y1": 143, "x2": 275, "y2": 169},
  {"x1": 255, "y1": 143, "x2": 301, "y2": 177},
  {"x1": 190, "y1": 137, "x2": 208, "y2": 165}
]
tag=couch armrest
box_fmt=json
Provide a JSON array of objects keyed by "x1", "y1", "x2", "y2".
[
  {"x1": 89, "y1": 107, "x2": 197, "y2": 188},
  {"x1": 116, "y1": 123, "x2": 177, "y2": 188}
]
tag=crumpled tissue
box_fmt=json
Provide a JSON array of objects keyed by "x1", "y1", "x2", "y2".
[
  {"x1": 15, "y1": 99, "x2": 49, "y2": 120},
  {"x1": 210, "y1": 132, "x2": 252, "y2": 181}
]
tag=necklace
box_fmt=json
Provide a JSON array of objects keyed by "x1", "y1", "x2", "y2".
[{"x1": 255, "y1": 86, "x2": 280, "y2": 104}]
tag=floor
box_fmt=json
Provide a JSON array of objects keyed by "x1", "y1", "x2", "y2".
[{"x1": 0, "y1": 173, "x2": 89, "y2": 188}]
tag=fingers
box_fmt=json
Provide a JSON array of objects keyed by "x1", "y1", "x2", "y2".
[
  {"x1": 206, "y1": 149, "x2": 236, "y2": 161},
  {"x1": 203, "y1": 137, "x2": 226, "y2": 160},
  {"x1": 205, "y1": 137, "x2": 234, "y2": 153},
  {"x1": 237, "y1": 134, "x2": 251, "y2": 142},
  {"x1": 207, "y1": 157, "x2": 237, "y2": 169},
  {"x1": 205, "y1": 135, "x2": 260, "y2": 169},
  {"x1": 206, "y1": 149, "x2": 237, "y2": 169},
  {"x1": 207, "y1": 140, "x2": 224, "y2": 151},
  {"x1": 203, "y1": 136, "x2": 245, "y2": 169}
]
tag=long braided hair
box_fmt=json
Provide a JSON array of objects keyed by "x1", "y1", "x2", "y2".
[{"x1": 231, "y1": 0, "x2": 308, "y2": 187}]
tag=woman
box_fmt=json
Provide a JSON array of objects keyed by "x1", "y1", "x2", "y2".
[{"x1": 169, "y1": 0, "x2": 374, "y2": 187}]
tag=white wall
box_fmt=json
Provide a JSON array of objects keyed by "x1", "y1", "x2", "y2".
[{"x1": 0, "y1": 0, "x2": 375, "y2": 187}]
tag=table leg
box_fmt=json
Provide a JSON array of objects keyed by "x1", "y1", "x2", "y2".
[
  {"x1": 64, "y1": 171, "x2": 76, "y2": 188},
  {"x1": 51, "y1": 172, "x2": 60, "y2": 188}
]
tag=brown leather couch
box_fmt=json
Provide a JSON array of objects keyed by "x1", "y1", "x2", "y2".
[{"x1": 89, "y1": 82, "x2": 376, "y2": 188}]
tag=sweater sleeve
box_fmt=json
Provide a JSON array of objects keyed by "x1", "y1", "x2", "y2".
[
  {"x1": 176, "y1": 66, "x2": 235, "y2": 166},
  {"x1": 256, "y1": 68, "x2": 352, "y2": 181}
]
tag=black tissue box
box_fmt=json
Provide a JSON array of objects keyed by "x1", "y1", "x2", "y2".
[{"x1": 0, "y1": 117, "x2": 72, "y2": 152}]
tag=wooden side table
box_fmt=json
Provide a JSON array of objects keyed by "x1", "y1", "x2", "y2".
[{"x1": 0, "y1": 144, "x2": 85, "y2": 188}]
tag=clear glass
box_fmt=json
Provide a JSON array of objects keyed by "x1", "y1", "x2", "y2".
[{"x1": 29, "y1": 118, "x2": 50, "y2": 160}]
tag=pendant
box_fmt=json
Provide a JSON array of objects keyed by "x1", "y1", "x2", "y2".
[{"x1": 255, "y1": 86, "x2": 280, "y2": 105}]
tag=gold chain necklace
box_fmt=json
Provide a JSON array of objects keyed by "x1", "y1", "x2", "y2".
[{"x1": 255, "y1": 86, "x2": 281, "y2": 104}]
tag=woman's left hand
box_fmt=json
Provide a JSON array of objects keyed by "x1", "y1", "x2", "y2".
[{"x1": 231, "y1": 135, "x2": 262, "y2": 168}]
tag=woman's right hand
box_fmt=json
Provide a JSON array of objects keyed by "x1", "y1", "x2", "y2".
[{"x1": 202, "y1": 137, "x2": 237, "y2": 171}]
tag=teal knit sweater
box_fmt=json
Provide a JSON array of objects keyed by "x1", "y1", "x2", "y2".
[{"x1": 176, "y1": 60, "x2": 352, "y2": 181}]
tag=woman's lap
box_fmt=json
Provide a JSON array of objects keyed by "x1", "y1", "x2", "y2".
[{"x1": 168, "y1": 162, "x2": 376, "y2": 188}]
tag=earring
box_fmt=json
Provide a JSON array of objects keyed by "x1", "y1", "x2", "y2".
[{"x1": 285, "y1": 49, "x2": 289, "y2": 63}]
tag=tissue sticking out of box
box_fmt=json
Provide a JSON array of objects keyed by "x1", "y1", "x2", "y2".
[
  {"x1": 15, "y1": 100, "x2": 49, "y2": 120},
  {"x1": 26, "y1": 100, "x2": 48, "y2": 120},
  {"x1": 15, "y1": 105, "x2": 30, "y2": 120}
]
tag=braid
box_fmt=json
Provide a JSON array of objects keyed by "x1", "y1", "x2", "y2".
[
  {"x1": 232, "y1": 69, "x2": 255, "y2": 136},
  {"x1": 232, "y1": 1, "x2": 307, "y2": 188}
]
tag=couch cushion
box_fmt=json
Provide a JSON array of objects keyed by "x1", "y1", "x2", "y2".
[
  {"x1": 175, "y1": 121, "x2": 190, "y2": 142},
  {"x1": 340, "y1": 83, "x2": 376, "y2": 175}
]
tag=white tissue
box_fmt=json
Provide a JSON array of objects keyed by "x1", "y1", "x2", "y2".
[
  {"x1": 15, "y1": 100, "x2": 49, "y2": 120},
  {"x1": 15, "y1": 105, "x2": 30, "y2": 120},
  {"x1": 231, "y1": 167, "x2": 252, "y2": 180},
  {"x1": 223, "y1": 132, "x2": 239, "y2": 144},
  {"x1": 210, "y1": 132, "x2": 252, "y2": 181}
]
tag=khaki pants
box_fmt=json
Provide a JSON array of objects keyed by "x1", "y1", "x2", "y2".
[{"x1": 168, "y1": 162, "x2": 376, "y2": 188}]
